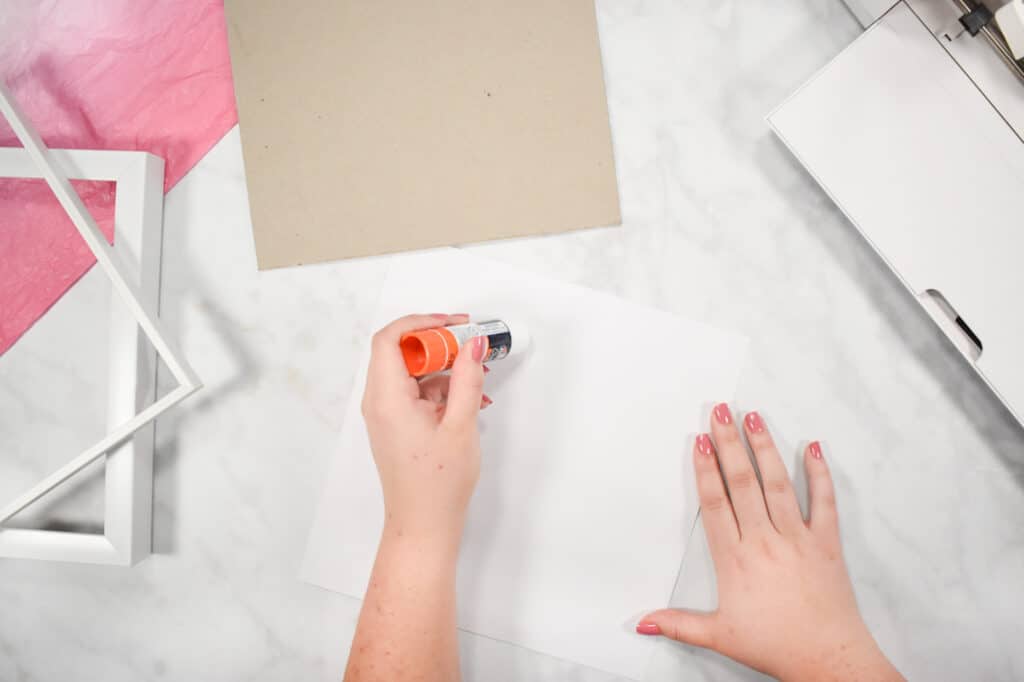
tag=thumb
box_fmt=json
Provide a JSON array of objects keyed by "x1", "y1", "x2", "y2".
[
  {"x1": 443, "y1": 335, "x2": 487, "y2": 426},
  {"x1": 636, "y1": 609, "x2": 719, "y2": 650}
]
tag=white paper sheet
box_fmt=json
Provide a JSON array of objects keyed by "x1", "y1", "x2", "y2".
[{"x1": 300, "y1": 248, "x2": 749, "y2": 679}]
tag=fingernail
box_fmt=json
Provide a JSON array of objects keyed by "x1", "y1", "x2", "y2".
[
  {"x1": 431, "y1": 313, "x2": 449, "y2": 320},
  {"x1": 481, "y1": 395, "x2": 493, "y2": 409},
  {"x1": 635, "y1": 621, "x2": 661, "y2": 636},
  {"x1": 470, "y1": 335, "x2": 486, "y2": 362},
  {"x1": 713, "y1": 402, "x2": 732, "y2": 425},
  {"x1": 744, "y1": 411, "x2": 765, "y2": 433},
  {"x1": 809, "y1": 441, "x2": 823, "y2": 459},
  {"x1": 483, "y1": 365, "x2": 491, "y2": 374},
  {"x1": 696, "y1": 433, "x2": 714, "y2": 457}
]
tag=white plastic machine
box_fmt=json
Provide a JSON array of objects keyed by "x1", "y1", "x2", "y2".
[{"x1": 770, "y1": 0, "x2": 1024, "y2": 426}]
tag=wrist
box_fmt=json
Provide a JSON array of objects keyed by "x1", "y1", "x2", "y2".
[
  {"x1": 381, "y1": 514, "x2": 465, "y2": 557},
  {"x1": 780, "y1": 630, "x2": 901, "y2": 682}
]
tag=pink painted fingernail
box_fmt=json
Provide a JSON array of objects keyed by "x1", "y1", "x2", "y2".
[
  {"x1": 696, "y1": 433, "x2": 714, "y2": 457},
  {"x1": 809, "y1": 441, "x2": 823, "y2": 459},
  {"x1": 713, "y1": 402, "x2": 733, "y2": 425},
  {"x1": 481, "y1": 394, "x2": 493, "y2": 409},
  {"x1": 744, "y1": 411, "x2": 765, "y2": 433},
  {"x1": 470, "y1": 336, "x2": 486, "y2": 362},
  {"x1": 431, "y1": 313, "x2": 449, "y2": 320},
  {"x1": 635, "y1": 621, "x2": 662, "y2": 636}
]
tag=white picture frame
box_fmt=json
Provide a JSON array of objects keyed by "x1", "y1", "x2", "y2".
[{"x1": 0, "y1": 83, "x2": 201, "y2": 565}]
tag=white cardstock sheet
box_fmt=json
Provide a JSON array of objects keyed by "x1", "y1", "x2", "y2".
[{"x1": 301, "y1": 248, "x2": 749, "y2": 678}]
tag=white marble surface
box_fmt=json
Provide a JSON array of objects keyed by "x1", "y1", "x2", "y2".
[{"x1": 3, "y1": 0, "x2": 1024, "y2": 680}]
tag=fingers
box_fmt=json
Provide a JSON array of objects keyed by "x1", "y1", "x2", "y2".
[
  {"x1": 739, "y1": 408, "x2": 805, "y2": 536},
  {"x1": 636, "y1": 609, "x2": 718, "y2": 651},
  {"x1": 442, "y1": 335, "x2": 487, "y2": 427},
  {"x1": 368, "y1": 314, "x2": 470, "y2": 389},
  {"x1": 693, "y1": 434, "x2": 739, "y2": 557},
  {"x1": 805, "y1": 441, "x2": 839, "y2": 540},
  {"x1": 419, "y1": 375, "x2": 492, "y2": 410},
  {"x1": 709, "y1": 404, "x2": 770, "y2": 536},
  {"x1": 418, "y1": 375, "x2": 450, "y2": 404}
]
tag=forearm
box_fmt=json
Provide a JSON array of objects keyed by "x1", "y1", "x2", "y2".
[{"x1": 344, "y1": 523, "x2": 462, "y2": 682}]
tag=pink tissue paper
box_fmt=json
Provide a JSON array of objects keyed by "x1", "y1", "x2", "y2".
[{"x1": 0, "y1": 0, "x2": 237, "y2": 355}]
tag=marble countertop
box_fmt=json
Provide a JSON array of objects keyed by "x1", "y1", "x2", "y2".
[{"x1": 3, "y1": 1, "x2": 1023, "y2": 680}]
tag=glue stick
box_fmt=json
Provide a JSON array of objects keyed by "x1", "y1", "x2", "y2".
[{"x1": 400, "y1": 319, "x2": 530, "y2": 377}]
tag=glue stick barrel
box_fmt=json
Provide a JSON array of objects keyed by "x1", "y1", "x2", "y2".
[{"x1": 400, "y1": 320, "x2": 530, "y2": 377}]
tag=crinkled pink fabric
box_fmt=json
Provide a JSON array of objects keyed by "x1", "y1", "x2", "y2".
[{"x1": 0, "y1": 0, "x2": 237, "y2": 355}]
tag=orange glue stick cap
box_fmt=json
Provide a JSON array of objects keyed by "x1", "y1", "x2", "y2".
[{"x1": 400, "y1": 327, "x2": 459, "y2": 377}]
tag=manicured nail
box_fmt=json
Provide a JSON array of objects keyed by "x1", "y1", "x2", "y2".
[
  {"x1": 481, "y1": 395, "x2": 493, "y2": 409},
  {"x1": 471, "y1": 335, "x2": 486, "y2": 362},
  {"x1": 431, "y1": 313, "x2": 449, "y2": 320},
  {"x1": 483, "y1": 365, "x2": 491, "y2": 374},
  {"x1": 713, "y1": 402, "x2": 733, "y2": 425},
  {"x1": 744, "y1": 411, "x2": 765, "y2": 433},
  {"x1": 635, "y1": 621, "x2": 661, "y2": 636},
  {"x1": 696, "y1": 433, "x2": 714, "y2": 457},
  {"x1": 809, "y1": 441, "x2": 823, "y2": 459}
]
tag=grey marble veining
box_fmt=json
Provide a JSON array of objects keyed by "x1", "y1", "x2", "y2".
[{"x1": 2, "y1": 0, "x2": 1023, "y2": 680}]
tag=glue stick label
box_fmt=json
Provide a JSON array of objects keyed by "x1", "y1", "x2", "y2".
[
  {"x1": 445, "y1": 320, "x2": 512, "y2": 365},
  {"x1": 475, "y1": 320, "x2": 512, "y2": 362},
  {"x1": 401, "y1": 319, "x2": 520, "y2": 377}
]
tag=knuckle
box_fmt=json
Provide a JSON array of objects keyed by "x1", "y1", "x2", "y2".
[
  {"x1": 370, "y1": 330, "x2": 390, "y2": 350},
  {"x1": 727, "y1": 469, "x2": 758, "y2": 491},
  {"x1": 461, "y1": 372, "x2": 484, "y2": 392},
  {"x1": 816, "y1": 491, "x2": 837, "y2": 508},
  {"x1": 763, "y1": 477, "x2": 791, "y2": 496},
  {"x1": 811, "y1": 468, "x2": 834, "y2": 485},
  {"x1": 701, "y1": 493, "x2": 730, "y2": 514},
  {"x1": 443, "y1": 409, "x2": 468, "y2": 426},
  {"x1": 746, "y1": 429, "x2": 771, "y2": 446},
  {"x1": 811, "y1": 535, "x2": 841, "y2": 561},
  {"x1": 717, "y1": 427, "x2": 742, "y2": 445},
  {"x1": 757, "y1": 535, "x2": 776, "y2": 560}
]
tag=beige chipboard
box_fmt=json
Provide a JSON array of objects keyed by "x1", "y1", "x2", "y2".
[{"x1": 226, "y1": 0, "x2": 622, "y2": 269}]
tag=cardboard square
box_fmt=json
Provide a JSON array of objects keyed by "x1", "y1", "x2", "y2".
[{"x1": 226, "y1": 0, "x2": 621, "y2": 269}]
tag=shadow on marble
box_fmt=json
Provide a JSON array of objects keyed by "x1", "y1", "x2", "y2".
[
  {"x1": 1, "y1": 456, "x2": 105, "y2": 534},
  {"x1": 1, "y1": 290, "x2": 256, "y2": 545},
  {"x1": 152, "y1": 292, "x2": 261, "y2": 554},
  {"x1": 4, "y1": 517, "x2": 104, "y2": 535}
]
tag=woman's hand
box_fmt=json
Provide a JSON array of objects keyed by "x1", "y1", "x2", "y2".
[
  {"x1": 637, "y1": 405, "x2": 902, "y2": 682},
  {"x1": 361, "y1": 313, "x2": 489, "y2": 547},
  {"x1": 345, "y1": 314, "x2": 488, "y2": 682}
]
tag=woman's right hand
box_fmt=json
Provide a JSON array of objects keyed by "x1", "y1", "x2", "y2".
[{"x1": 636, "y1": 405, "x2": 903, "y2": 682}]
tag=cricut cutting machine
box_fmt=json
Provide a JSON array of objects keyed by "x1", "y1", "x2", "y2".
[{"x1": 769, "y1": 0, "x2": 1024, "y2": 427}]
